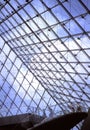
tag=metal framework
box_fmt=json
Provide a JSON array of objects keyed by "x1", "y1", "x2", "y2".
[{"x1": 0, "y1": 0, "x2": 90, "y2": 129}]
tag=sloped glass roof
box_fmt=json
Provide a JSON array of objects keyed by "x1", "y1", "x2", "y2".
[{"x1": 0, "y1": 0, "x2": 90, "y2": 128}]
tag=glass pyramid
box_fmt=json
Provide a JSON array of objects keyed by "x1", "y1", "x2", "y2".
[{"x1": 0, "y1": 0, "x2": 90, "y2": 129}]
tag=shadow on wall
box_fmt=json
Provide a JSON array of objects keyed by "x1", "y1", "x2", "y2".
[
  {"x1": 81, "y1": 108, "x2": 90, "y2": 130},
  {"x1": 27, "y1": 112, "x2": 88, "y2": 130}
]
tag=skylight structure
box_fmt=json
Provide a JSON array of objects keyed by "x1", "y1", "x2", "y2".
[{"x1": 0, "y1": 0, "x2": 90, "y2": 129}]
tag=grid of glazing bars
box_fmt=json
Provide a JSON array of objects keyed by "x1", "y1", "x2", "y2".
[
  {"x1": 0, "y1": 0, "x2": 90, "y2": 126},
  {"x1": 0, "y1": 41, "x2": 58, "y2": 117}
]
